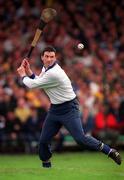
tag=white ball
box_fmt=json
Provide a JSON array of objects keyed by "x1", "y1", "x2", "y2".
[{"x1": 77, "y1": 43, "x2": 84, "y2": 49}]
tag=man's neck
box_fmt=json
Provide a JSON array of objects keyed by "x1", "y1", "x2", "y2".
[
  {"x1": 44, "y1": 61, "x2": 56, "y2": 69},
  {"x1": 44, "y1": 61, "x2": 57, "y2": 72}
]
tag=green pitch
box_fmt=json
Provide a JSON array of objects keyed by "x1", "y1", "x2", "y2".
[{"x1": 0, "y1": 152, "x2": 124, "y2": 180}]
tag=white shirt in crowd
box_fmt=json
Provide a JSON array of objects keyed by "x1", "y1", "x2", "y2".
[{"x1": 23, "y1": 63, "x2": 76, "y2": 104}]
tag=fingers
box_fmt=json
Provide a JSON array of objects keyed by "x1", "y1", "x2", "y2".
[
  {"x1": 17, "y1": 66, "x2": 26, "y2": 77},
  {"x1": 17, "y1": 67, "x2": 21, "y2": 75},
  {"x1": 17, "y1": 66, "x2": 24, "y2": 72},
  {"x1": 21, "y1": 58, "x2": 30, "y2": 68},
  {"x1": 21, "y1": 59, "x2": 26, "y2": 67}
]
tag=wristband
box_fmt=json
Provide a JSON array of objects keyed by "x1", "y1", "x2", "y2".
[
  {"x1": 22, "y1": 76, "x2": 27, "y2": 80},
  {"x1": 29, "y1": 73, "x2": 35, "y2": 79}
]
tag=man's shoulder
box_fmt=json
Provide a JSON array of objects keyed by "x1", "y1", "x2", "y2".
[{"x1": 48, "y1": 63, "x2": 62, "y2": 73}]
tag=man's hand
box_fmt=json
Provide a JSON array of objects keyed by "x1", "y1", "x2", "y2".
[
  {"x1": 17, "y1": 65, "x2": 26, "y2": 78},
  {"x1": 21, "y1": 59, "x2": 33, "y2": 76}
]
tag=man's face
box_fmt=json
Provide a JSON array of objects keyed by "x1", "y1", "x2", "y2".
[{"x1": 42, "y1": 51, "x2": 56, "y2": 67}]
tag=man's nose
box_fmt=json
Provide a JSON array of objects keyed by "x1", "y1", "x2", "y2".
[{"x1": 48, "y1": 57, "x2": 51, "y2": 61}]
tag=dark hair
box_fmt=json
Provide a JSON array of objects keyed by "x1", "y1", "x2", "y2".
[{"x1": 41, "y1": 46, "x2": 56, "y2": 56}]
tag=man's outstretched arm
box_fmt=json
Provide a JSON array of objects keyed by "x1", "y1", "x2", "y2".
[{"x1": 17, "y1": 65, "x2": 59, "y2": 89}]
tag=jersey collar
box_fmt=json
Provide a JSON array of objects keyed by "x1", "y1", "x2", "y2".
[{"x1": 44, "y1": 61, "x2": 57, "y2": 72}]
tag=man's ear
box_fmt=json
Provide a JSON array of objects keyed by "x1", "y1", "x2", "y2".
[
  {"x1": 40, "y1": 55, "x2": 44, "y2": 65},
  {"x1": 41, "y1": 55, "x2": 44, "y2": 61}
]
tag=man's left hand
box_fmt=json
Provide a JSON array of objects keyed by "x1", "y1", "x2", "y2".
[{"x1": 17, "y1": 66, "x2": 26, "y2": 78}]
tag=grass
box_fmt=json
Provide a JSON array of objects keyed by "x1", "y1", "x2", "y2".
[{"x1": 0, "y1": 152, "x2": 124, "y2": 180}]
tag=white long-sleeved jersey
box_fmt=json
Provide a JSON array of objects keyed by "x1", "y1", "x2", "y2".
[{"x1": 23, "y1": 63, "x2": 76, "y2": 104}]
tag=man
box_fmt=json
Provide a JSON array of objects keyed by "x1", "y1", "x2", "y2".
[{"x1": 17, "y1": 46, "x2": 122, "y2": 168}]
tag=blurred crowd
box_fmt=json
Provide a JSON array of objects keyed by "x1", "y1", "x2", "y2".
[{"x1": 0, "y1": 0, "x2": 124, "y2": 153}]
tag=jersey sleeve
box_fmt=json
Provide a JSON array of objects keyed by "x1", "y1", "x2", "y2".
[
  {"x1": 31, "y1": 67, "x2": 45, "y2": 79},
  {"x1": 22, "y1": 71, "x2": 59, "y2": 89}
]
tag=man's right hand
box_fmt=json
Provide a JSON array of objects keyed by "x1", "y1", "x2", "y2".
[{"x1": 21, "y1": 59, "x2": 33, "y2": 76}]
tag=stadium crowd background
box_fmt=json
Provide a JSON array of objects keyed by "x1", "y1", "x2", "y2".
[{"x1": 0, "y1": 0, "x2": 124, "y2": 153}]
